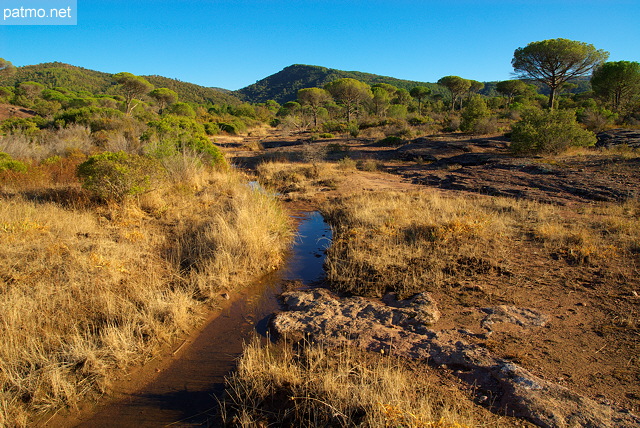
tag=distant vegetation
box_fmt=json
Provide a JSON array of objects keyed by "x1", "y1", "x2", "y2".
[
  {"x1": 237, "y1": 64, "x2": 446, "y2": 104},
  {"x1": 0, "y1": 62, "x2": 241, "y2": 105}
]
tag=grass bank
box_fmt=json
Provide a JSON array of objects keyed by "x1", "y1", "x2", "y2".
[
  {"x1": 0, "y1": 169, "x2": 293, "y2": 426},
  {"x1": 222, "y1": 336, "x2": 513, "y2": 427}
]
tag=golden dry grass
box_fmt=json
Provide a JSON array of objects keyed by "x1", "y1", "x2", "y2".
[
  {"x1": 222, "y1": 337, "x2": 510, "y2": 428},
  {"x1": 256, "y1": 161, "x2": 343, "y2": 199},
  {"x1": 0, "y1": 168, "x2": 292, "y2": 426},
  {"x1": 323, "y1": 190, "x2": 640, "y2": 298}
]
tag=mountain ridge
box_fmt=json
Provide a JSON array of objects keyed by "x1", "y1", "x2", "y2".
[{"x1": 236, "y1": 64, "x2": 445, "y2": 104}]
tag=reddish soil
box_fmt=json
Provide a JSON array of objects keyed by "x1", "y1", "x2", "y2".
[{"x1": 0, "y1": 103, "x2": 36, "y2": 121}]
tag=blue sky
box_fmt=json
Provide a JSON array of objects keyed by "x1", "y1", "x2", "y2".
[{"x1": 1, "y1": 0, "x2": 639, "y2": 90}]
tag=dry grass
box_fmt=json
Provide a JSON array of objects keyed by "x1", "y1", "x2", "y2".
[
  {"x1": 533, "y1": 199, "x2": 640, "y2": 266},
  {"x1": 323, "y1": 191, "x2": 640, "y2": 298},
  {"x1": 222, "y1": 336, "x2": 509, "y2": 428},
  {"x1": 0, "y1": 167, "x2": 292, "y2": 426},
  {"x1": 256, "y1": 161, "x2": 344, "y2": 200},
  {"x1": 323, "y1": 192, "x2": 520, "y2": 298}
]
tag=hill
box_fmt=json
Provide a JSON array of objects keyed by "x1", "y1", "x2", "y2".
[
  {"x1": 0, "y1": 62, "x2": 240, "y2": 105},
  {"x1": 237, "y1": 64, "x2": 445, "y2": 104}
]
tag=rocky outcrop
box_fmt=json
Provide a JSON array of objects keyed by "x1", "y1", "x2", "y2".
[
  {"x1": 596, "y1": 129, "x2": 640, "y2": 148},
  {"x1": 271, "y1": 288, "x2": 639, "y2": 428}
]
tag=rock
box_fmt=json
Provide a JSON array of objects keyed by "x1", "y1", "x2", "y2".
[
  {"x1": 382, "y1": 291, "x2": 441, "y2": 325},
  {"x1": 271, "y1": 288, "x2": 639, "y2": 428},
  {"x1": 596, "y1": 129, "x2": 640, "y2": 148},
  {"x1": 481, "y1": 305, "x2": 549, "y2": 332},
  {"x1": 433, "y1": 153, "x2": 500, "y2": 167}
]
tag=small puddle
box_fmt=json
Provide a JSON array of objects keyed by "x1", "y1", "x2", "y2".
[{"x1": 65, "y1": 211, "x2": 331, "y2": 428}]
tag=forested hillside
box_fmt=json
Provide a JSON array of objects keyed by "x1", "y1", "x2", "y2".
[
  {"x1": 0, "y1": 62, "x2": 240, "y2": 105},
  {"x1": 237, "y1": 64, "x2": 446, "y2": 103}
]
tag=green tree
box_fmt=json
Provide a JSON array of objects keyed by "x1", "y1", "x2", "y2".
[
  {"x1": 371, "y1": 87, "x2": 391, "y2": 117},
  {"x1": 512, "y1": 38, "x2": 609, "y2": 109},
  {"x1": 467, "y1": 80, "x2": 485, "y2": 99},
  {"x1": 298, "y1": 87, "x2": 332, "y2": 126},
  {"x1": 496, "y1": 80, "x2": 532, "y2": 107},
  {"x1": 410, "y1": 86, "x2": 431, "y2": 115},
  {"x1": 393, "y1": 88, "x2": 412, "y2": 105},
  {"x1": 510, "y1": 108, "x2": 596, "y2": 154},
  {"x1": 591, "y1": 61, "x2": 640, "y2": 112},
  {"x1": 149, "y1": 88, "x2": 178, "y2": 114},
  {"x1": 0, "y1": 58, "x2": 16, "y2": 76},
  {"x1": 461, "y1": 95, "x2": 490, "y2": 133},
  {"x1": 17, "y1": 81, "x2": 45, "y2": 101},
  {"x1": 167, "y1": 102, "x2": 196, "y2": 117},
  {"x1": 437, "y1": 76, "x2": 471, "y2": 111},
  {"x1": 113, "y1": 72, "x2": 154, "y2": 115},
  {"x1": 324, "y1": 78, "x2": 373, "y2": 122}
]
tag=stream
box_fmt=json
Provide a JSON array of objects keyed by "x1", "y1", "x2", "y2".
[{"x1": 68, "y1": 211, "x2": 331, "y2": 427}]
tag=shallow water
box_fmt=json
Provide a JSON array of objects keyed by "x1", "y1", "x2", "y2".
[{"x1": 68, "y1": 211, "x2": 331, "y2": 427}]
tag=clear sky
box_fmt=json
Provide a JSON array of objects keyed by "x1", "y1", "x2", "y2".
[{"x1": 1, "y1": 0, "x2": 639, "y2": 90}]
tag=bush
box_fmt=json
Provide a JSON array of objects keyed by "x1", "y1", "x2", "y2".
[
  {"x1": 322, "y1": 120, "x2": 348, "y2": 134},
  {"x1": 76, "y1": 151, "x2": 163, "y2": 201},
  {"x1": 0, "y1": 152, "x2": 28, "y2": 172},
  {"x1": 217, "y1": 119, "x2": 247, "y2": 135},
  {"x1": 0, "y1": 118, "x2": 41, "y2": 137},
  {"x1": 377, "y1": 136, "x2": 405, "y2": 146},
  {"x1": 203, "y1": 122, "x2": 220, "y2": 135},
  {"x1": 510, "y1": 108, "x2": 596, "y2": 154},
  {"x1": 144, "y1": 116, "x2": 226, "y2": 168},
  {"x1": 461, "y1": 95, "x2": 491, "y2": 133},
  {"x1": 55, "y1": 107, "x2": 124, "y2": 131},
  {"x1": 319, "y1": 132, "x2": 335, "y2": 138},
  {"x1": 408, "y1": 116, "x2": 432, "y2": 126}
]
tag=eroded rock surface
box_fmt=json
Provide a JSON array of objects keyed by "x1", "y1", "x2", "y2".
[
  {"x1": 271, "y1": 288, "x2": 639, "y2": 428},
  {"x1": 596, "y1": 129, "x2": 640, "y2": 148}
]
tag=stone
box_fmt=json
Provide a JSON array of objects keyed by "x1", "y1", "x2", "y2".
[
  {"x1": 271, "y1": 288, "x2": 639, "y2": 428},
  {"x1": 596, "y1": 129, "x2": 640, "y2": 148}
]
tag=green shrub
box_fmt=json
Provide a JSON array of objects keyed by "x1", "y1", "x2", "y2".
[
  {"x1": 461, "y1": 95, "x2": 491, "y2": 133},
  {"x1": 167, "y1": 102, "x2": 196, "y2": 117},
  {"x1": 348, "y1": 122, "x2": 360, "y2": 137},
  {"x1": 319, "y1": 133, "x2": 335, "y2": 138},
  {"x1": 144, "y1": 116, "x2": 227, "y2": 168},
  {"x1": 356, "y1": 159, "x2": 381, "y2": 171},
  {"x1": 217, "y1": 119, "x2": 247, "y2": 135},
  {"x1": 408, "y1": 116, "x2": 432, "y2": 126},
  {"x1": 327, "y1": 143, "x2": 349, "y2": 154},
  {"x1": 377, "y1": 136, "x2": 404, "y2": 146},
  {"x1": 55, "y1": 107, "x2": 124, "y2": 131},
  {"x1": 0, "y1": 118, "x2": 41, "y2": 136},
  {"x1": 0, "y1": 152, "x2": 28, "y2": 172},
  {"x1": 322, "y1": 121, "x2": 348, "y2": 134},
  {"x1": 76, "y1": 151, "x2": 163, "y2": 201},
  {"x1": 204, "y1": 122, "x2": 220, "y2": 135},
  {"x1": 510, "y1": 108, "x2": 596, "y2": 154},
  {"x1": 338, "y1": 157, "x2": 357, "y2": 170}
]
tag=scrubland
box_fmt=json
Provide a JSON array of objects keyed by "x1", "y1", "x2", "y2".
[
  {"x1": 222, "y1": 133, "x2": 640, "y2": 427},
  {"x1": 0, "y1": 160, "x2": 292, "y2": 426}
]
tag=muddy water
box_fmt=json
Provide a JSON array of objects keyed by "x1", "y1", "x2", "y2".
[{"x1": 69, "y1": 211, "x2": 331, "y2": 427}]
